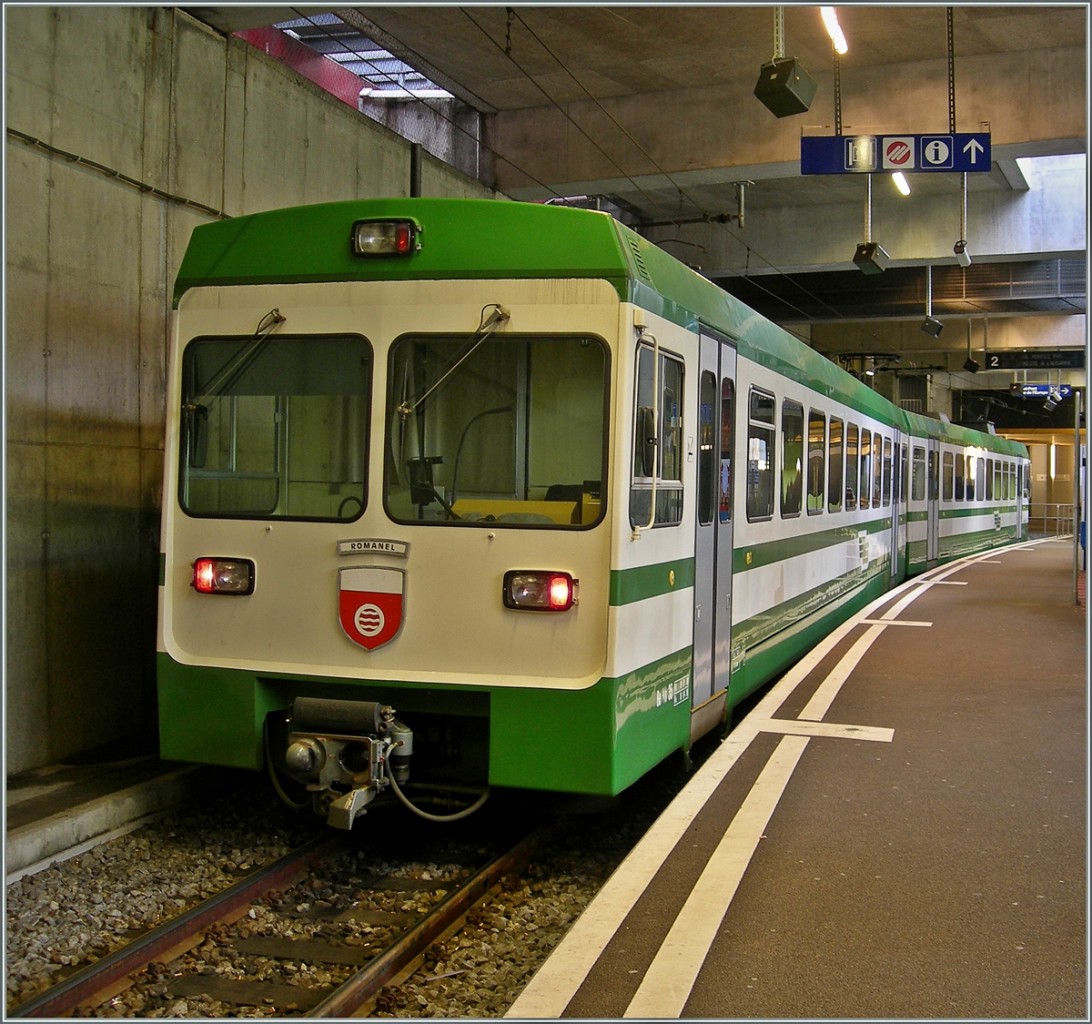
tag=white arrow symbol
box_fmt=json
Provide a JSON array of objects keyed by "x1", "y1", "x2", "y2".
[{"x1": 963, "y1": 138, "x2": 985, "y2": 164}]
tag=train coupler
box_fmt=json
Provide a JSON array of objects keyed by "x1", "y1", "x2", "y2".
[{"x1": 281, "y1": 696, "x2": 413, "y2": 829}]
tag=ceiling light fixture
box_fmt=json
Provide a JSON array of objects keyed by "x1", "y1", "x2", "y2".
[
  {"x1": 821, "y1": 7, "x2": 848, "y2": 55},
  {"x1": 891, "y1": 171, "x2": 911, "y2": 196}
]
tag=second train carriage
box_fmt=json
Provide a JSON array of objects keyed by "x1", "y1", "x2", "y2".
[{"x1": 157, "y1": 198, "x2": 1029, "y2": 828}]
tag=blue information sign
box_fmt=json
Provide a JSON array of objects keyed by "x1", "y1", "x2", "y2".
[
  {"x1": 801, "y1": 133, "x2": 991, "y2": 174},
  {"x1": 1011, "y1": 383, "x2": 1073, "y2": 399}
]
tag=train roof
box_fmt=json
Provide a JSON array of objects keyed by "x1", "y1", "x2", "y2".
[{"x1": 174, "y1": 197, "x2": 1026, "y2": 458}]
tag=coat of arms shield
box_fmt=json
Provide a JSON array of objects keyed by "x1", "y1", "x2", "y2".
[{"x1": 338, "y1": 566, "x2": 405, "y2": 651}]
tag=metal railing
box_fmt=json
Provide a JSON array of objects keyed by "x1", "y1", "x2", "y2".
[{"x1": 1027, "y1": 503, "x2": 1076, "y2": 537}]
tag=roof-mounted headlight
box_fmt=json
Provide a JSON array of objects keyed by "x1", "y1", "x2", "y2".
[{"x1": 350, "y1": 219, "x2": 420, "y2": 257}]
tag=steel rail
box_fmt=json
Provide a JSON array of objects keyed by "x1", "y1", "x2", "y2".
[
  {"x1": 9, "y1": 835, "x2": 339, "y2": 1018},
  {"x1": 310, "y1": 819, "x2": 562, "y2": 1017}
]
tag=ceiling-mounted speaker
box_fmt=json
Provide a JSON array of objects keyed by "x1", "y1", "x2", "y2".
[
  {"x1": 753, "y1": 58, "x2": 817, "y2": 117},
  {"x1": 853, "y1": 241, "x2": 891, "y2": 275}
]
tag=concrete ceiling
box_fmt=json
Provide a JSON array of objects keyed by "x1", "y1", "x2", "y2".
[{"x1": 190, "y1": 6, "x2": 1087, "y2": 329}]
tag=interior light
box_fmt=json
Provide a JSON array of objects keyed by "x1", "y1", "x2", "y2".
[
  {"x1": 503, "y1": 570, "x2": 577, "y2": 612},
  {"x1": 192, "y1": 557, "x2": 254, "y2": 595},
  {"x1": 350, "y1": 219, "x2": 419, "y2": 257},
  {"x1": 891, "y1": 172, "x2": 911, "y2": 196},
  {"x1": 821, "y1": 7, "x2": 848, "y2": 55}
]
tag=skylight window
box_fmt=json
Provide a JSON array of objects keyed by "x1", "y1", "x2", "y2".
[{"x1": 275, "y1": 13, "x2": 452, "y2": 100}]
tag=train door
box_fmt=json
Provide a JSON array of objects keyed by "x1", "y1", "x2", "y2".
[
  {"x1": 926, "y1": 439, "x2": 941, "y2": 564},
  {"x1": 1016, "y1": 458, "x2": 1030, "y2": 540},
  {"x1": 890, "y1": 433, "x2": 903, "y2": 579},
  {"x1": 692, "y1": 331, "x2": 736, "y2": 740}
]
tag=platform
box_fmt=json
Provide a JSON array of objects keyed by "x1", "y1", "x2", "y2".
[
  {"x1": 508, "y1": 538, "x2": 1087, "y2": 1020},
  {"x1": 5, "y1": 756, "x2": 214, "y2": 883}
]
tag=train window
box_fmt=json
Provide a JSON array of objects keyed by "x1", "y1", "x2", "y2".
[
  {"x1": 179, "y1": 333, "x2": 371, "y2": 521},
  {"x1": 859, "y1": 431, "x2": 872, "y2": 510},
  {"x1": 720, "y1": 379, "x2": 735, "y2": 523},
  {"x1": 698, "y1": 371, "x2": 717, "y2": 526},
  {"x1": 882, "y1": 436, "x2": 893, "y2": 507},
  {"x1": 986, "y1": 458, "x2": 994, "y2": 500},
  {"x1": 386, "y1": 333, "x2": 608, "y2": 528},
  {"x1": 966, "y1": 452, "x2": 977, "y2": 501},
  {"x1": 827, "y1": 416, "x2": 843, "y2": 513},
  {"x1": 942, "y1": 451, "x2": 954, "y2": 501},
  {"x1": 845, "y1": 423, "x2": 859, "y2": 510},
  {"x1": 630, "y1": 343, "x2": 684, "y2": 527},
  {"x1": 872, "y1": 433, "x2": 883, "y2": 508},
  {"x1": 954, "y1": 452, "x2": 966, "y2": 501},
  {"x1": 929, "y1": 447, "x2": 940, "y2": 501},
  {"x1": 898, "y1": 442, "x2": 906, "y2": 507},
  {"x1": 781, "y1": 400, "x2": 804, "y2": 518},
  {"x1": 975, "y1": 454, "x2": 986, "y2": 501},
  {"x1": 912, "y1": 446, "x2": 926, "y2": 501},
  {"x1": 807, "y1": 409, "x2": 825, "y2": 515},
  {"x1": 746, "y1": 388, "x2": 775, "y2": 521}
]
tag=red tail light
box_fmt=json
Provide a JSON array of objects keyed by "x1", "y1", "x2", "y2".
[
  {"x1": 503, "y1": 570, "x2": 577, "y2": 612},
  {"x1": 192, "y1": 557, "x2": 254, "y2": 595}
]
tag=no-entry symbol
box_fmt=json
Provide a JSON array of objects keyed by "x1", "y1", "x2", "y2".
[{"x1": 882, "y1": 137, "x2": 914, "y2": 169}]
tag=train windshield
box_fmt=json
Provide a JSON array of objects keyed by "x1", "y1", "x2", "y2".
[
  {"x1": 179, "y1": 333, "x2": 371, "y2": 521},
  {"x1": 386, "y1": 333, "x2": 608, "y2": 527}
]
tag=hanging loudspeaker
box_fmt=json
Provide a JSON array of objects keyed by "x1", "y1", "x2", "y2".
[{"x1": 753, "y1": 58, "x2": 817, "y2": 117}]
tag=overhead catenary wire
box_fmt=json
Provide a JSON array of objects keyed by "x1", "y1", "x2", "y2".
[
  {"x1": 501, "y1": 7, "x2": 715, "y2": 223},
  {"x1": 460, "y1": 7, "x2": 711, "y2": 221}
]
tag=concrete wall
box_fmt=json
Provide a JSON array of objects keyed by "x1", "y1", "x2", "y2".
[{"x1": 5, "y1": 7, "x2": 493, "y2": 775}]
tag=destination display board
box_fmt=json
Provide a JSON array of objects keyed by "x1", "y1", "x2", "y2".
[{"x1": 986, "y1": 350, "x2": 1085, "y2": 371}]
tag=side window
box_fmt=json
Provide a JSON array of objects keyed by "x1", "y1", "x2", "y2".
[
  {"x1": 845, "y1": 423, "x2": 859, "y2": 510},
  {"x1": 942, "y1": 451, "x2": 954, "y2": 501},
  {"x1": 881, "y1": 436, "x2": 893, "y2": 507},
  {"x1": 954, "y1": 452, "x2": 966, "y2": 501},
  {"x1": 912, "y1": 445, "x2": 926, "y2": 501},
  {"x1": 966, "y1": 452, "x2": 977, "y2": 501},
  {"x1": 871, "y1": 433, "x2": 884, "y2": 508},
  {"x1": 698, "y1": 371, "x2": 717, "y2": 526},
  {"x1": 781, "y1": 399, "x2": 804, "y2": 518},
  {"x1": 630, "y1": 344, "x2": 684, "y2": 527},
  {"x1": 807, "y1": 409, "x2": 826, "y2": 514},
  {"x1": 720, "y1": 379, "x2": 735, "y2": 523},
  {"x1": 746, "y1": 388, "x2": 775, "y2": 521},
  {"x1": 860, "y1": 430, "x2": 872, "y2": 510},
  {"x1": 827, "y1": 416, "x2": 844, "y2": 513}
]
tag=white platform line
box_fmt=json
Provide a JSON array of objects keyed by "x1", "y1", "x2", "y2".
[
  {"x1": 758, "y1": 719, "x2": 894, "y2": 743},
  {"x1": 623, "y1": 735, "x2": 810, "y2": 1019},
  {"x1": 859, "y1": 618, "x2": 932, "y2": 627},
  {"x1": 506, "y1": 545, "x2": 1024, "y2": 1019},
  {"x1": 798, "y1": 623, "x2": 887, "y2": 721}
]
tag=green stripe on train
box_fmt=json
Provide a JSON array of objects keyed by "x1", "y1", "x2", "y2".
[
  {"x1": 607, "y1": 518, "x2": 892, "y2": 605},
  {"x1": 157, "y1": 650, "x2": 691, "y2": 797}
]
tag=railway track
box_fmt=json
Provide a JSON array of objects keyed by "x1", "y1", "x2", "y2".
[{"x1": 10, "y1": 820, "x2": 560, "y2": 1018}]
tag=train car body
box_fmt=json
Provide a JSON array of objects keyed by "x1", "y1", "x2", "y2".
[{"x1": 157, "y1": 198, "x2": 1029, "y2": 828}]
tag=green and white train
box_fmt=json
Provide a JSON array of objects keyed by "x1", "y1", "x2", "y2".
[{"x1": 157, "y1": 198, "x2": 1029, "y2": 829}]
